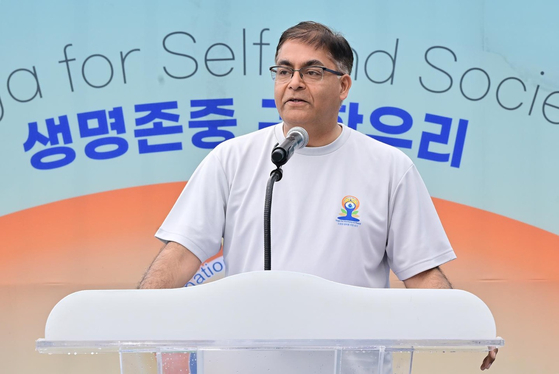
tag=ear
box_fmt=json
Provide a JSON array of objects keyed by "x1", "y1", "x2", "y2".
[{"x1": 339, "y1": 74, "x2": 352, "y2": 101}]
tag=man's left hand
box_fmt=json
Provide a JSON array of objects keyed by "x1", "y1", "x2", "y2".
[{"x1": 481, "y1": 347, "x2": 498, "y2": 370}]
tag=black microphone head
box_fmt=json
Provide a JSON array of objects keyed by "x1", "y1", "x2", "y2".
[{"x1": 271, "y1": 147, "x2": 287, "y2": 164}]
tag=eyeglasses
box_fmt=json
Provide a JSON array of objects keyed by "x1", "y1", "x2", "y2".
[{"x1": 269, "y1": 65, "x2": 345, "y2": 83}]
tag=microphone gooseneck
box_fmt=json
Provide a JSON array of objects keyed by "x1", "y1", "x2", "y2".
[{"x1": 264, "y1": 168, "x2": 282, "y2": 271}]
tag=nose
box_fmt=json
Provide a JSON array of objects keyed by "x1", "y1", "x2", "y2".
[{"x1": 288, "y1": 70, "x2": 305, "y2": 90}]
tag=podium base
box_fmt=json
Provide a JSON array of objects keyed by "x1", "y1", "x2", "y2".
[{"x1": 122, "y1": 349, "x2": 401, "y2": 374}]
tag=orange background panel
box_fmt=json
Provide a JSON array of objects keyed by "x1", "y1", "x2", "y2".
[
  {"x1": 1, "y1": 183, "x2": 557, "y2": 284},
  {"x1": 435, "y1": 199, "x2": 559, "y2": 282},
  {"x1": 0, "y1": 182, "x2": 186, "y2": 285}
]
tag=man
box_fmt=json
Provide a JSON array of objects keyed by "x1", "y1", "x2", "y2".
[{"x1": 139, "y1": 21, "x2": 497, "y2": 370}]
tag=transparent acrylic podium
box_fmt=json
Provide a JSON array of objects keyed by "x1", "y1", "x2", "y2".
[{"x1": 36, "y1": 271, "x2": 503, "y2": 374}]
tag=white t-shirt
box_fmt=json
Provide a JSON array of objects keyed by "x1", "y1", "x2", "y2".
[{"x1": 156, "y1": 123, "x2": 456, "y2": 288}]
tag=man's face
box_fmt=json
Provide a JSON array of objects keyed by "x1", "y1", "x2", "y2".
[{"x1": 274, "y1": 40, "x2": 351, "y2": 131}]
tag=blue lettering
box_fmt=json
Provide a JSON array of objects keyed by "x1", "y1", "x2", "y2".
[{"x1": 212, "y1": 261, "x2": 224, "y2": 273}]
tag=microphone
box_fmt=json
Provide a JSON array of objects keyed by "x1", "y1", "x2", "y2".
[{"x1": 271, "y1": 127, "x2": 309, "y2": 167}]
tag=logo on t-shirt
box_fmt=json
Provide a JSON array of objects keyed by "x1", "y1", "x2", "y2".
[{"x1": 337, "y1": 195, "x2": 361, "y2": 227}]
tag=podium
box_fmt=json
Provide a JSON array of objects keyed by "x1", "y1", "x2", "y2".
[{"x1": 36, "y1": 271, "x2": 503, "y2": 373}]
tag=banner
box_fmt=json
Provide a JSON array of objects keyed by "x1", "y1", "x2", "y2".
[{"x1": 1, "y1": 1, "x2": 557, "y2": 373}]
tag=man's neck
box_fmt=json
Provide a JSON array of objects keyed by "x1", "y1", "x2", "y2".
[{"x1": 283, "y1": 122, "x2": 342, "y2": 147}]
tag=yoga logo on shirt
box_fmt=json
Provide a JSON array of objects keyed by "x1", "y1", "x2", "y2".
[{"x1": 337, "y1": 195, "x2": 361, "y2": 226}]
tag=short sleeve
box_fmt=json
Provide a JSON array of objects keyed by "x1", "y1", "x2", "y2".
[
  {"x1": 155, "y1": 151, "x2": 229, "y2": 262},
  {"x1": 386, "y1": 165, "x2": 456, "y2": 280}
]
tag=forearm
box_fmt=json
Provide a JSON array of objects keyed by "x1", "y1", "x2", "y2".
[
  {"x1": 403, "y1": 266, "x2": 452, "y2": 289},
  {"x1": 138, "y1": 241, "x2": 201, "y2": 289}
]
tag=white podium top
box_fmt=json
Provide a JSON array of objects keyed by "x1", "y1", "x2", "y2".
[{"x1": 37, "y1": 271, "x2": 503, "y2": 353}]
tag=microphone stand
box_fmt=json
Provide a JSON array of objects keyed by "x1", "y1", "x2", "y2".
[
  {"x1": 263, "y1": 127, "x2": 308, "y2": 271},
  {"x1": 264, "y1": 166, "x2": 282, "y2": 271}
]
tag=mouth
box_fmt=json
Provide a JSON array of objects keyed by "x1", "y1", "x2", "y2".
[{"x1": 285, "y1": 98, "x2": 308, "y2": 104}]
